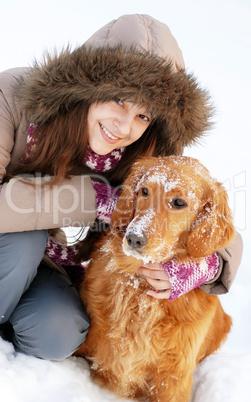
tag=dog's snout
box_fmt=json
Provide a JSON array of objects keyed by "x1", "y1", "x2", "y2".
[{"x1": 126, "y1": 232, "x2": 147, "y2": 249}]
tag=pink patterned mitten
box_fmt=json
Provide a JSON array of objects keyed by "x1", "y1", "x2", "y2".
[{"x1": 162, "y1": 253, "x2": 219, "y2": 301}]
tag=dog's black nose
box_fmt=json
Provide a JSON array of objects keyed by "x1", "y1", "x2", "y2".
[{"x1": 126, "y1": 232, "x2": 147, "y2": 249}]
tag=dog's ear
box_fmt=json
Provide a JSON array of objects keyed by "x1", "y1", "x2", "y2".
[
  {"x1": 111, "y1": 157, "x2": 153, "y2": 229},
  {"x1": 186, "y1": 182, "x2": 235, "y2": 258}
]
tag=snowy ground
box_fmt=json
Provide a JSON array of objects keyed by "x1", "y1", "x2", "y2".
[
  {"x1": 0, "y1": 337, "x2": 250, "y2": 402},
  {"x1": 1, "y1": 0, "x2": 250, "y2": 401}
]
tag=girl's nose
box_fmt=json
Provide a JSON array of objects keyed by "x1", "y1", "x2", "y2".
[{"x1": 114, "y1": 112, "x2": 134, "y2": 135}]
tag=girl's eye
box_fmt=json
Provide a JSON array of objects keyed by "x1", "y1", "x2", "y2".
[
  {"x1": 115, "y1": 99, "x2": 123, "y2": 106},
  {"x1": 171, "y1": 198, "x2": 187, "y2": 209},
  {"x1": 138, "y1": 114, "x2": 150, "y2": 122}
]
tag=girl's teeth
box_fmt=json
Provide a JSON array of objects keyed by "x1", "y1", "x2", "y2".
[{"x1": 101, "y1": 125, "x2": 118, "y2": 140}]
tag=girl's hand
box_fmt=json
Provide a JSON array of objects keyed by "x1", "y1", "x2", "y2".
[
  {"x1": 138, "y1": 262, "x2": 171, "y2": 299},
  {"x1": 138, "y1": 254, "x2": 219, "y2": 301}
]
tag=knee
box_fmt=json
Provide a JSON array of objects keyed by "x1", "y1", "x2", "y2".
[
  {"x1": 0, "y1": 231, "x2": 48, "y2": 302},
  {"x1": 10, "y1": 269, "x2": 90, "y2": 360},
  {"x1": 12, "y1": 301, "x2": 90, "y2": 360},
  {"x1": 0, "y1": 230, "x2": 47, "y2": 261}
]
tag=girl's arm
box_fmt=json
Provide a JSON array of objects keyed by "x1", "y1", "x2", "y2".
[{"x1": 0, "y1": 68, "x2": 97, "y2": 232}]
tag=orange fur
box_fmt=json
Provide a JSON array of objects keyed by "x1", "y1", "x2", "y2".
[{"x1": 76, "y1": 156, "x2": 234, "y2": 402}]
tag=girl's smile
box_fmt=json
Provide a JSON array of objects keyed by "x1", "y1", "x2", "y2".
[
  {"x1": 87, "y1": 100, "x2": 151, "y2": 155},
  {"x1": 100, "y1": 123, "x2": 121, "y2": 143}
]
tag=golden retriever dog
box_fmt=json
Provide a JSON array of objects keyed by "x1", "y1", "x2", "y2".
[{"x1": 76, "y1": 156, "x2": 235, "y2": 402}]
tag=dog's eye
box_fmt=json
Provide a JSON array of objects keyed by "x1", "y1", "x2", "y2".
[
  {"x1": 141, "y1": 187, "x2": 148, "y2": 198},
  {"x1": 171, "y1": 198, "x2": 187, "y2": 209}
]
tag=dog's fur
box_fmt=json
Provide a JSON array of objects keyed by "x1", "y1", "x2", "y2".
[{"x1": 76, "y1": 156, "x2": 235, "y2": 402}]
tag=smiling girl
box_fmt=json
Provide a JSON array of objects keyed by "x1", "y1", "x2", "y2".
[{"x1": 0, "y1": 14, "x2": 242, "y2": 360}]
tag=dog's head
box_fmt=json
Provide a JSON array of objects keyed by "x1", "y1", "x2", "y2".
[{"x1": 111, "y1": 156, "x2": 235, "y2": 263}]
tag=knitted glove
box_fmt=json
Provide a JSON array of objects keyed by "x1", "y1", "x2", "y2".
[
  {"x1": 46, "y1": 234, "x2": 80, "y2": 266},
  {"x1": 92, "y1": 181, "x2": 120, "y2": 224},
  {"x1": 162, "y1": 253, "x2": 220, "y2": 301}
]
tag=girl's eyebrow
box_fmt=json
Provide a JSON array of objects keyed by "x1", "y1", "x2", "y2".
[
  {"x1": 126, "y1": 99, "x2": 152, "y2": 115},
  {"x1": 141, "y1": 107, "x2": 152, "y2": 116}
]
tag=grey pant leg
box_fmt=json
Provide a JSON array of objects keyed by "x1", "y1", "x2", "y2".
[
  {"x1": 9, "y1": 263, "x2": 90, "y2": 361},
  {"x1": 0, "y1": 230, "x2": 48, "y2": 324}
]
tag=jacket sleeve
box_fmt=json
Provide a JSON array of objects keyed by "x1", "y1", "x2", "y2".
[
  {"x1": 0, "y1": 69, "x2": 18, "y2": 180},
  {"x1": 200, "y1": 231, "x2": 243, "y2": 295},
  {"x1": 0, "y1": 175, "x2": 97, "y2": 232},
  {"x1": 0, "y1": 68, "x2": 97, "y2": 232}
]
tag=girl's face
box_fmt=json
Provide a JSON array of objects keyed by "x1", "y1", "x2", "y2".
[{"x1": 87, "y1": 100, "x2": 151, "y2": 155}]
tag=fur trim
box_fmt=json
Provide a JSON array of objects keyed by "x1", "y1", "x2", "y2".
[{"x1": 16, "y1": 45, "x2": 213, "y2": 152}]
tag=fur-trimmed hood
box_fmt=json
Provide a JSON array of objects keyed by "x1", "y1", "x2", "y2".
[
  {"x1": 16, "y1": 14, "x2": 213, "y2": 156},
  {"x1": 16, "y1": 44, "x2": 212, "y2": 154}
]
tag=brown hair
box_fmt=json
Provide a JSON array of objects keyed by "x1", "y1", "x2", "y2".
[{"x1": 18, "y1": 102, "x2": 89, "y2": 182}]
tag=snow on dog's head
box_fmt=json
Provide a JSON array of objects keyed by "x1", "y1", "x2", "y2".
[{"x1": 112, "y1": 156, "x2": 235, "y2": 263}]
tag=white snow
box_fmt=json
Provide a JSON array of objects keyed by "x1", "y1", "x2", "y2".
[{"x1": 1, "y1": 0, "x2": 250, "y2": 401}]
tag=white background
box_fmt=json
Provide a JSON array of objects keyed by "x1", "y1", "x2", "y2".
[{"x1": 0, "y1": 0, "x2": 250, "y2": 401}]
